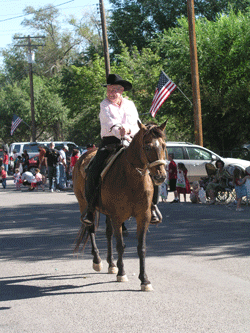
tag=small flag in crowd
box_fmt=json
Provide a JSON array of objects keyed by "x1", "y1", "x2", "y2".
[
  {"x1": 150, "y1": 71, "x2": 177, "y2": 117},
  {"x1": 11, "y1": 114, "x2": 23, "y2": 136}
]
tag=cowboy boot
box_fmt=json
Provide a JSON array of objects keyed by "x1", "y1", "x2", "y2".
[
  {"x1": 81, "y1": 191, "x2": 98, "y2": 226},
  {"x1": 81, "y1": 210, "x2": 95, "y2": 226},
  {"x1": 150, "y1": 204, "x2": 162, "y2": 225}
]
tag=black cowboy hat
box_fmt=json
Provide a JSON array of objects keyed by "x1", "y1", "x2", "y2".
[{"x1": 103, "y1": 74, "x2": 132, "y2": 91}]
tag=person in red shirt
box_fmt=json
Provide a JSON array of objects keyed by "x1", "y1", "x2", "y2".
[
  {"x1": 3, "y1": 151, "x2": 9, "y2": 175},
  {"x1": 70, "y1": 149, "x2": 80, "y2": 169},
  {"x1": 168, "y1": 153, "x2": 179, "y2": 203},
  {"x1": 0, "y1": 166, "x2": 7, "y2": 188}
]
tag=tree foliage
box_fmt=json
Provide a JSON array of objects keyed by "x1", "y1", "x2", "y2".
[
  {"x1": 152, "y1": 9, "x2": 250, "y2": 151},
  {"x1": 0, "y1": 3, "x2": 249, "y2": 152},
  {"x1": 108, "y1": 0, "x2": 250, "y2": 54},
  {"x1": 0, "y1": 76, "x2": 69, "y2": 143}
]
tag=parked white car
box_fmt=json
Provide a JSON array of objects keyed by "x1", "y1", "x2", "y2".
[
  {"x1": 9, "y1": 141, "x2": 78, "y2": 159},
  {"x1": 166, "y1": 142, "x2": 250, "y2": 182}
]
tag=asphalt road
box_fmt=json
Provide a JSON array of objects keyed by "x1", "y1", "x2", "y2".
[{"x1": 1, "y1": 180, "x2": 250, "y2": 333}]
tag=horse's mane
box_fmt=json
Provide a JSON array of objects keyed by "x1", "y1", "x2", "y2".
[{"x1": 145, "y1": 122, "x2": 166, "y2": 140}]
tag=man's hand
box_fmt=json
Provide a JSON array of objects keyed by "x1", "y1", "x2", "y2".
[
  {"x1": 119, "y1": 127, "x2": 131, "y2": 137},
  {"x1": 119, "y1": 127, "x2": 126, "y2": 137}
]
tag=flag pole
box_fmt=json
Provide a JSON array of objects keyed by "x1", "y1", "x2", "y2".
[
  {"x1": 163, "y1": 71, "x2": 192, "y2": 106},
  {"x1": 176, "y1": 86, "x2": 193, "y2": 106},
  {"x1": 21, "y1": 120, "x2": 31, "y2": 129}
]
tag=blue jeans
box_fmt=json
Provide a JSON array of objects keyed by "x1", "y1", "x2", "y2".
[
  {"x1": 4, "y1": 164, "x2": 8, "y2": 174},
  {"x1": 2, "y1": 178, "x2": 6, "y2": 188},
  {"x1": 48, "y1": 165, "x2": 59, "y2": 190},
  {"x1": 59, "y1": 164, "x2": 66, "y2": 188}
]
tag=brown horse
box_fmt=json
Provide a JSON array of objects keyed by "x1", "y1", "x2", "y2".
[{"x1": 73, "y1": 121, "x2": 167, "y2": 291}]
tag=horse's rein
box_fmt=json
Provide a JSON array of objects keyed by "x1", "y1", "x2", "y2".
[
  {"x1": 109, "y1": 123, "x2": 166, "y2": 176},
  {"x1": 125, "y1": 143, "x2": 167, "y2": 177}
]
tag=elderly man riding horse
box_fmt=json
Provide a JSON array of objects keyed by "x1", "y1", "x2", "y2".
[{"x1": 83, "y1": 74, "x2": 162, "y2": 226}]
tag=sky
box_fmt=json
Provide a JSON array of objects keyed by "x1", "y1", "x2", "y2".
[{"x1": 0, "y1": 0, "x2": 110, "y2": 63}]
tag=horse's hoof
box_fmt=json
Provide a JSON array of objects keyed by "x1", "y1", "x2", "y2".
[
  {"x1": 117, "y1": 275, "x2": 128, "y2": 282},
  {"x1": 93, "y1": 261, "x2": 103, "y2": 272},
  {"x1": 141, "y1": 284, "x2": 154, "y2": 291},
  {"x1": 108, "y1": 266, "x2": 118, "y2": 274}
]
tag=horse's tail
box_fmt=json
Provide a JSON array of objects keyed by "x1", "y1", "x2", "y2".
[
  {"x1": 74, "y1": 211, "x2": 100, "y2": 253},
  {"x1": 73, "y1": 148, "x2": 99, "y2": 253},
  {"x1": 73, "y1": 223, "x2": 89, "y2": 253}
]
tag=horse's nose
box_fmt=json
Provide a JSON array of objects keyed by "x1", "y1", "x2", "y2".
[{"x1": 153, "y1": 174, "x2": 166, "y2": 184}]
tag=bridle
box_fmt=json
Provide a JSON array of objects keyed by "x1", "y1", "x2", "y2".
[
  {"x1": 109, "y1": 123, "x2": 166, "y2": 176},
  {"x1": 127, "y1": 127, "x2": 166, "y2": 176}
]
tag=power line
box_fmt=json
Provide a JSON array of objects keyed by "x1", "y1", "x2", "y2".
[{"x1": 0, "y1": 0, "x2": 75, "y2": 23}]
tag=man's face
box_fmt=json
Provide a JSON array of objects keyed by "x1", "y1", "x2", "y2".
[{"x1": 107, "y1": 85, "x2": 124, "y2": 104}]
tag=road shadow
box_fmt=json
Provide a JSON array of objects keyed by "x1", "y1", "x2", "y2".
[
  {"x1": 0, "y1": 273, "x2": 138, "y2": 303},
  {"x1": 0, "y1": 199, "x2": 250, "y2": 262}
]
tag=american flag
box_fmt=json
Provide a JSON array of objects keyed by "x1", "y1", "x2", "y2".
[
  {"x1": 150, "y1": 71, "x2": 177, "y2": 117},
  {"x1": 11, "y1": 114, "x2": 23, "y2": 136}
]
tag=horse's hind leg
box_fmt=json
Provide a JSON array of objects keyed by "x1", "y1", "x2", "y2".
[
  {"x1": 89, "y1": 223, "x2": 103, "y2": 271},
  {"x1": 106, "y1": 216, "x2": 118, "y2": 274},
  {"x1": 113, "y1": 222, "x2": 128, "y2": 282},
  {"x1": 137, "y1": 215, "x2": 153, "y2": 291}
]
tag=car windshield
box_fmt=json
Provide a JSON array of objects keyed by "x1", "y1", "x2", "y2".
[
  {"x1": 23, "y1": 144, "x2": 39, "y2": 154},
  {"x1": 13, "y1": 145, "x2": 21, "y2": 153},
  {"x1": 186, "y1": 147, "x2": 212, "y2": 160}
]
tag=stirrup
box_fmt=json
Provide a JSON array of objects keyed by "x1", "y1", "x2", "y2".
[{"x1": 80, "y1": 211, "x2": 94, "y2": 226}]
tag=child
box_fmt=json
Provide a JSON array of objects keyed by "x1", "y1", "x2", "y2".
[
  {"x1": 0, "y1": 165, "x2": 7, "y2": 189},
  {"x1": 160, "y1": 179, "x2": 168, "y2": 202},
  {"x1": 31, "y1": 168, "x2": 45, "y2": 191},
  {"x1": 176, "y1": 162, "x2": 191, "y2": 202},
  {"x1": 190, "y1": 181, "x2": 200, "y2": 203},
  {"x1": 16, "y1": 156, "x2": 23, "y2": 174},
  {"x1": 13, "y1": 168, "x2": 21, "y2": 190},
  {"x1": 233, "y1": 167, "x2": 250, "y2": 211}
]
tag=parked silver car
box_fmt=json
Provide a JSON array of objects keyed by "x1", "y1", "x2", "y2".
[{"x1": 166, "y1": 142, "x2": 250, "y2": 182}]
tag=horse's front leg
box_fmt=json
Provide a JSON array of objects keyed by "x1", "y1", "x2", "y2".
[
  {"x1": 89, "y1": 223, "x2": 103, "y2": 271},
  {"x1": 113, "y1": 221, "x2": 128, "y2": 282},
  {"x1": 106, "y1": 216, "x2": 118, "y2": 274},
  {"x1": 137, "y1": 212, "x2": 153, "y2": 291}
]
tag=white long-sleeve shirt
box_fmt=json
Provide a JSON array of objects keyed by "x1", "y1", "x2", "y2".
[{"x1": 99, "y1": 97, "x2": 140, "y2": 141}]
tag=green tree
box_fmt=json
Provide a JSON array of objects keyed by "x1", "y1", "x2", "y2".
[
  {"x1": 152, "y1": 9, "x2": 250, "y2": 151},
  {"x1": 59, "y1": 44, "x2": 189, "y2": 144},
  {"x1": 20, "y1": 5, "x2": 81, "y2": 77},
  {"x1": 59, "y1": 55, "x2": 106, "y2": 145},
  {"x1": 0, "y1": 76, "x2": 69, "y2": 143},
  {"x1": 1, "y1": 47, "x2": 28, "y2": 85},
  {"x1": 108, "y1": 0, "x2": 250, "y2": 54}
]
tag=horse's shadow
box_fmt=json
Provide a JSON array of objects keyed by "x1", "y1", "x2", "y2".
[{"x1": 0, "y1": 273, "x2": 139, "y2": 302}]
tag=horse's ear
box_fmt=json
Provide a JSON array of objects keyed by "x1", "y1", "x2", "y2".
[
  {"x1": 138, "y1": 121, "x2": 147, "y2": 130},
  {"x1": 159, "y1": 120, "x2": 168, "y2": 131}
]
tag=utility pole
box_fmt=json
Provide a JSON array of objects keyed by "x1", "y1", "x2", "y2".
[
  {"x1": 14, "y1": 35, "x2": 45, "y2": 142},
  {"x1": 187, "y1": 0, "x2": 203, "y2": 146},
  {"x1": 99, "y1": 0, "x2": 110, "y2": 79}
]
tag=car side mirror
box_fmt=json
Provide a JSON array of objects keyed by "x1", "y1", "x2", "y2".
[{"x1": 211, "y1": 155, "x2": 217, "y2": 161}]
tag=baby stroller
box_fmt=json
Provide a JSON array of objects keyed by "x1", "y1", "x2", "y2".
[{"x1": 200, "y1": 163, "x2": 235, "y2": 203}]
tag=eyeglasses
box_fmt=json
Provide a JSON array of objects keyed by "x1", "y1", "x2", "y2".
[{"x1": 107, "y1": 86, "x2": 123, "y2": 93}]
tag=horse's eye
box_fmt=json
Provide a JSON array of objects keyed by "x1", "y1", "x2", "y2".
[{"x1": 144, "y1": 145, "x2": 151, "y2": 151}]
